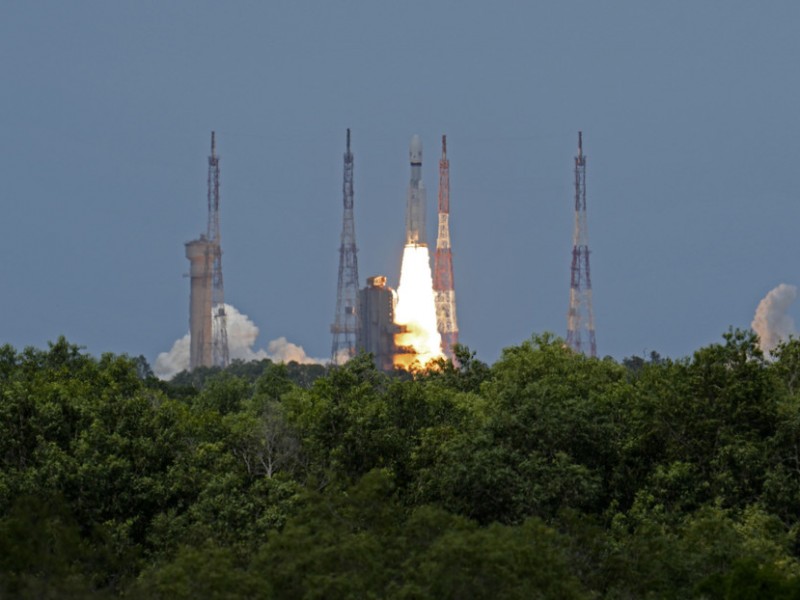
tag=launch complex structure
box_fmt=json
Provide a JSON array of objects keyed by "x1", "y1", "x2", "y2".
[
  {"x1": 330, "y1": 130, "x2": 360, "y2": 364},
  {"x1": 185, "y1": 132, "x2": 230, "y2": 370},
  {"x1": 566, "y1": 132, "x2": 597, "y2": 357},
  {"x1": 331, "y1": 132, "x2": 460, "y2": 369},
  {"x1": 180, "y1": 129, "x2": 596, "y2": 374},
  {"x1": 330, "y1": 130, "x2": 596, "y2": 370},
  {"x1": 433, "y1": 135, "x2": 459, "y2": 359}
]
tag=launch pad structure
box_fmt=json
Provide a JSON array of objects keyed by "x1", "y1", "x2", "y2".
[
  {"x1": 433, "y1": 135, "x2": 459, "y2": 359},
  {"x1": 331, "y1": 129, "x2": 360, "y2": 364},
  {"x1": 357, "y1": 275, "x2": 401, "y2": 372},
  {"x1": 566, "y1": 132, "x2": 597, "y2": 357},
  {"x1": 186, "y1": 132, "x2": 230, "y2": 371},
  {"x1": 174, "y1": 127, "x2": 606, "y2": 374},
  {"x1": 185, "y1": 237, "x2": 214, "y2": 370}
]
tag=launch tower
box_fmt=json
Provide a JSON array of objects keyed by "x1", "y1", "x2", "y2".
[
  {"x1": 566, "y1": 132, "x2": 597, "y2": 357},
  {"x1": 207, "y1": 132, "x2": 230, "y2": 368},
  {"x1": 331, "y1": 129, "x2": 360, "y2": 363},
  {"x1": 186, "y1": 132, "x2": 229, "y2": 371},
  {"x1": 433, "y1": 135, "x2": 459, "y2": 359}
]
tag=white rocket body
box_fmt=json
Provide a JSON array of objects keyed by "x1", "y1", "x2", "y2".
[{"x1": 406, "y1": 134, "x2": 426, "y2": 245}]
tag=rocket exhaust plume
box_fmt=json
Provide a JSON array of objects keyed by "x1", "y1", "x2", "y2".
[
  {"x1": 394, "y1": 244, "x2": 443, "y2": 368},
  {"x1": 752, "y1": 283, "x2": 797, "y2": 355},
  {"x1": 394, "y1": 135, "x2": 443, "y2": 369}
]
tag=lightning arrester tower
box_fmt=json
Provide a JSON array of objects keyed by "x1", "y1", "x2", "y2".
[
  {"x1": 331, "y1": 129, "x2": 360, "y2": 363},
  {"x1": 566, "y1": 132, "x2": 597, "y2": 357},
  {"x1": 207, "y1": 131, "x2": 230, "y2": 368},
  {"x1": 433, "y1": 135, "x2": 459, "y2": 359}
]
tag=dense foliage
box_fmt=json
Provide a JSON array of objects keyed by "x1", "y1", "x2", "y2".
[{"x1": 4, "y1": 332, "x2": 800, "y2": 597}]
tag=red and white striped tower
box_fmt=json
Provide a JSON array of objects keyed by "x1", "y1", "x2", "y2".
[
  {"x1": 566, "y1": 131, "x2": 597, "y2": 357},
  {"x1": 433, "y1": 135, "x2": 459, "y2": 359}
]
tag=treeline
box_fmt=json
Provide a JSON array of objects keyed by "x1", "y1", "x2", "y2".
[{"x1": 3, "y1": 332, "x2": 800, "y2": 598}]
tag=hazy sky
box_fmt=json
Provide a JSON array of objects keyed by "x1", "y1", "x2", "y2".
[{"x1": 2, "y1": 1, "x2": 799, "y2": 366}]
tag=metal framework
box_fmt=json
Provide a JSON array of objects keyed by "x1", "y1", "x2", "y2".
[
  {"x1": 433, "y1": 135, "x2": 459, "y2": 359},
  {"x1": 566, "y1": 132, "x2": 597, "y2": 357},
  {"x1": 207, "y1": 131, "x2": 230, "y2": 367},
  {"x1": 331, "y1": 129, "x2": 360, "y2": 363}
]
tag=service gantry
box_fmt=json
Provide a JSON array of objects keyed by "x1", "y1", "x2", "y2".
[
  {"x1": 207, "y1": 131, "x2": 230, "y2": 367},
  {"x1": 331, "y1": 129, "x2": 360, "y2": 364},
  {"x1": 433, "y1": 135, "x2": 459, "y2": 359},
  {"x1": 566, "y1": 132, "x2": 597, "y2": 357}
]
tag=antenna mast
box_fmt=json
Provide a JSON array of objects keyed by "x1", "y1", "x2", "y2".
[
  {"x1": 566, "y1": 132, "x2": 597, "y2": 357},
  {"x1": 433, "y1": 135, "x2": 459, "y2": 359},
  {"x1": 331, "y1": 129, "x2": 360, "y2": 363},
  {"x1": 207, "y1": 131, "x2": 230, "y2": 367}
]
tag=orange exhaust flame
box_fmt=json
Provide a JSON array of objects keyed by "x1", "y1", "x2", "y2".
[{"x1": 393, "y1": 244, "x2": 443, "y2": 369}]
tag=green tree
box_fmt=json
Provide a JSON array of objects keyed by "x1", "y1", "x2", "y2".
[{"x1": 132, "y1": 543, "x2": 270, "y2": 599}]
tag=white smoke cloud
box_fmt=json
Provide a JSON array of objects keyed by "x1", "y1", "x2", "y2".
[
  {"x1": 752, "y1": 283, "x2": 797, "y2": 355},
  {"x1": 225, "y1": 304, "x2": 267, "y2": 363},
  {"x1": 332, "y1": 348, "x2": 354, "y2": 366},
  {"x1": 154, "y1": 334, "x2": 191, "y2": 380},
  {"x1": 266, "y1": 337, "x2": 322, "y2": 364},
  {"x1": 154, "y1": 304, "x2": 325, "y2": 380}
]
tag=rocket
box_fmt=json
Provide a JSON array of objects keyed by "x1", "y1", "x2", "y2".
[{"x1": 406, "y1": 134, "x2": 426, "y2": 245}]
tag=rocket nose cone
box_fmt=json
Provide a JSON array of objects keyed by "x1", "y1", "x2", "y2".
[{"x1": 410, "y1": 134, "x2": 422, "y2": 163}]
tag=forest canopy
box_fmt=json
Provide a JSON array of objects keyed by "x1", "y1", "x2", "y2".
[{"x1": 3, "y1": 331, "x2": 800, "y2": 598}]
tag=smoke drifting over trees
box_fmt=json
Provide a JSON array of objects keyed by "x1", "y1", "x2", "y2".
[
  {"x1": 752, "y1": 284, "x2": 797, "y2": 354},
  {"x1": 154, "y1": 304, "x2": 324, "y2": 379}
]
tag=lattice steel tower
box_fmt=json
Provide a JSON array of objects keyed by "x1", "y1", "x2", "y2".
[
  {"x1": 207, "y1": 131, "x2": 230, "y2": 367},
  {"x1": 433, "y1": 135, "x2": 459, "y2": 359},
  {"x1": 331, "y1": 129, "x2": 360, "y2": 363},
  {"x1": 566, "y1": 132, "x2": 597, "y2": 357}
]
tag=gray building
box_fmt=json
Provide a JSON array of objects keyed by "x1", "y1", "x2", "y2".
[
  {"x1": 357, "y1": 276, "x2": 400, "y2": 372},
  {"x1": 185, "y1": 236, "x2": 214, "y2": 370}
]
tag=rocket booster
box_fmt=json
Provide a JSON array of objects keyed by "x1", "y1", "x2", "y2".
[{"x1": 406, "y1": 134, "x2": 426, "y2": 245}]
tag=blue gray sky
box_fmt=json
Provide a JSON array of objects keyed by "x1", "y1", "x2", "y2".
[{"x1": 2, "y1": 1, "x2": 799, "y2": 365}]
